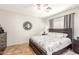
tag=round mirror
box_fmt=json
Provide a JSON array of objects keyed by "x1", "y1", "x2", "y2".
[{"x1": 23, "y1": 21, "x2": 32, "y2": 30}]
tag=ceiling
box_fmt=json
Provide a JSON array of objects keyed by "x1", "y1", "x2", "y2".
[{"x1": 0, "y1": 4, "x2": 77, "y2": 18}]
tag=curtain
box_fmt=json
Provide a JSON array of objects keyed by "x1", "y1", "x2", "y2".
[{"x1": 64, "y1": 13, "x2": 75, "y2": 39}]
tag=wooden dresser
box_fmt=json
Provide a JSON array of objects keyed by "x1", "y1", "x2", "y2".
[
  {"x1": 72, "y1": 39, "x2": 79, "y2": 54},
  {"x1": 0, "y1": 32, "x2": 7, "y2": 55}
]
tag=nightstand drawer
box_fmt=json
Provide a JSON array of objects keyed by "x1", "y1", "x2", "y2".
[
  {"x1": 0, "y1": 32, "x2": 7, "y2": 48},
  {"x1": 0, "y1": 35, "x2": 6, "y2": 39},
  {"x1": 0, "y1": 39, "x2": 6, "y2": 42},
  {"x1": 0, "y1": 44, "x2": 6, "y2": 48}
]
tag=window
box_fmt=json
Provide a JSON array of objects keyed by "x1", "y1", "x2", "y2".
[{"x1": 49, "y1": 17, "x2": 64, "y2": 29}]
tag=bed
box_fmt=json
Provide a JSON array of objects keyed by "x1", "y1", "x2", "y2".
[{"x1": 29, "y1": 28, "x2": 72, "y2": 55}]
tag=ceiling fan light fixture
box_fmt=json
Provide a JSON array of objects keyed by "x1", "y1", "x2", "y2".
[
  {"x1": 47, "y1": 7, "x2": 52, "y2": 10},
  {"x1": 34, "y1": 4, "x2": 53, "y2": 13}
]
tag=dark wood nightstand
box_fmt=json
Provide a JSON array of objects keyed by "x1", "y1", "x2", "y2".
[{"x1": 72, "y1": 39, "x2": 79, "y2": 54}]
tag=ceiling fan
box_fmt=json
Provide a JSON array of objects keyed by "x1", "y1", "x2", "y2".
[{"x1": 35, "y1": 4, "x2": 52, "y2": 12}]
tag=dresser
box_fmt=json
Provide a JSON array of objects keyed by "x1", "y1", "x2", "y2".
[
  {"x1": 0, "y1": 32, "x2": 7, "y2": 54},
  {"x1": 72, "y1": 39, "x2": 79, "y2": 54}
]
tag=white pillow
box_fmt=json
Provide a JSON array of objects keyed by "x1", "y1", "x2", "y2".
[
  {"x1": 55, "y1": 33, "x2": 68, "y2": 38},
  {"x1": 47, "y1": 32, "x2": 68, "y2": 38},
  {"x1": 63, "y1": 33, "x2": 68, "y2": 37},
  {"x1": 55, "y1": 33, "x2": 63, "y2": 38},
  {"x1": 47, "y1": 32, "x2": 56, "y2": 38}
]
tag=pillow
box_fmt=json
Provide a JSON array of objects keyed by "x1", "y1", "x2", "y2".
[
  {"x1": 55, "y1": 33, "x2": 64, "y2": 38},
  {"x1": 47, "y1": 32, "x2": 68, "y2": 38},
  {"x1": 55, "y1": 33, "x2": 68, "y2": 38},
  {"x1": 63, "y1": 33, "x2": 68, "y2": 37},
  {"x1": 47, "y1": 32, "x2": 56, "y2": 38}
]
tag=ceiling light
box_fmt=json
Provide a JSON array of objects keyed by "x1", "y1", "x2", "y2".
[{"x1": 35, "y1": 4, "x2": 52, "y2": 13}]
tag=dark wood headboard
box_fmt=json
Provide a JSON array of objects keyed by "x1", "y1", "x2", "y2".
[{"x1": 49, "y1": 28, "x2": 72, "y2": 40}]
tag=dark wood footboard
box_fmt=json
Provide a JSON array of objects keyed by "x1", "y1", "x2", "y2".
[
  {"x1": 52, "y1": 44, "x2": 72, "y2": 55},
  {"x1": 29, "y1": 39, "x2": 72, "y2": 55},
  {"x1": 29, "y1": 39, "x2": 47, "y2": 55}
]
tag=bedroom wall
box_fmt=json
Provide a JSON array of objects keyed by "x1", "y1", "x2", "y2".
[
  {"x1": 74, "y1": 11, "x2": 79, "y2": 38},
  {"x1": 0, "y1": 10, "x2": 46, "y2": 46}
]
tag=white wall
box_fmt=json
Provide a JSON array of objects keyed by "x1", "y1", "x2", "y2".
[
  {"x1": 74, "y1": 11, "x2": 79, "y2": 38},
  {"x1": 0, "y1": 10, "x2": 46, "y2": 46}
]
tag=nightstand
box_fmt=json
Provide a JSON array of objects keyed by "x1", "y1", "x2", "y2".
[{"x1": 72, "y1": 39, "x2": 79, "y2": 54}]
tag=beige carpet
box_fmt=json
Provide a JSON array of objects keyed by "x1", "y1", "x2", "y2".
[{"x1": 3, "y1": 43, "x2": 35, "y2": 55}]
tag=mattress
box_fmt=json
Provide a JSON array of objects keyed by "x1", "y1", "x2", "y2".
[{"x1": 31, "y1": 36, "x2": 71, "y2": 55}]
